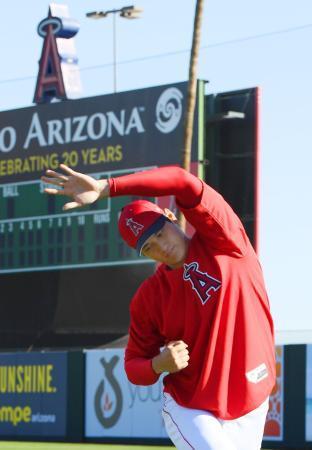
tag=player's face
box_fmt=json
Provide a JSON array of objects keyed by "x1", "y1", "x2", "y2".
[{"x1": 141, "y1": 221, "x2": 189, "y2": 268}]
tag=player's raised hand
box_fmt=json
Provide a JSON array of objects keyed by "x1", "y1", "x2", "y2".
[
  {"x1": 152, "y1": 340, "x2": 190, "y2": 374},
  {"x1": 41, "y1": 164, "x2": 109, "y2": 211}
]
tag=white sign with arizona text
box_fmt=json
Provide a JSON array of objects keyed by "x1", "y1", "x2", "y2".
[{"x1": 84, "y1": 348, "x2": 167, "y2": 438}]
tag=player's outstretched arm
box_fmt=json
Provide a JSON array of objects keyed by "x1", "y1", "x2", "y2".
[
  {"x1": 41, "y1": 164, "x2": 109, "y2": 211},
  {"x1": 109, "y1": 166, "x2": 202, "y2": 209}
]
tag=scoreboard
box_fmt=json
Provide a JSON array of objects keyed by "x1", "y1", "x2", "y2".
[
  {"x1": 0, "y1": 82, "x2": 262, "y2": 348},
  {"x1": 0, "y1": 81, "x2": 205, "y2": 348}
]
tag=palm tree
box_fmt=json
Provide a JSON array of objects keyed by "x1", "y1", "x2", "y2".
[{"x1": 180, "y1": 0, "x2": 205, "y2": 229}]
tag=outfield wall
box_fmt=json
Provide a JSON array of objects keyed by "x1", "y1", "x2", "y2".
[{"x1": 0, "y1": 345, "x2": 310, "y2": 448}]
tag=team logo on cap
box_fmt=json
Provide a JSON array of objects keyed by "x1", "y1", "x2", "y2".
[{"x1": 126, "y1": 218, "x2": 144, "y2": 236}]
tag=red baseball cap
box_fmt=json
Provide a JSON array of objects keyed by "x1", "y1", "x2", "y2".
[{"x1": 118, "y1": 200, "x2": 169, "y2": 255}]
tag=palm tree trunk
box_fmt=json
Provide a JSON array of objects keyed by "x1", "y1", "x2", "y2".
[{"x1": 179, "y1": 0, "x2": 205, "y2": 230}]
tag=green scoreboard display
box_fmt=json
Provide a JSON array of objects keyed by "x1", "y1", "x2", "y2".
[
  {"x1": 0, "y1": 168, "x2": 153, "y2": 272},
  {"x1": 0, "y1": 82, "x2": 204, "y2": 274}
]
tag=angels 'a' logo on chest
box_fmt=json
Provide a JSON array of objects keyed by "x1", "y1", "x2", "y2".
[{"x1": 183, "y1": 261, "x2": 221, "y2": 305}]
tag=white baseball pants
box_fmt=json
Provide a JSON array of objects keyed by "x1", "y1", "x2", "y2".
[{"x1": 162, "y1": 393, "x2": 269, "y2": 450}]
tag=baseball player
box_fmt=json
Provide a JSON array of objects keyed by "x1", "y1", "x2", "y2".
[{"x1": 42, "y1": 164, "x2": 276, "y2": 450}]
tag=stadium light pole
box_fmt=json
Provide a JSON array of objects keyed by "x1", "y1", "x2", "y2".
[{"x1": 86, "y1": 6, "x2": 143, "y2": 93}]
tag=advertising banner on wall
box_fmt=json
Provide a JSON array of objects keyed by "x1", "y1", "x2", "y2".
[
  {"x1": 263, "y1": 345, "x2": 284, "y2": 441},
  {"x1": 306, "y1": 345, "x2": 312, "y2": 441},
  {"x1": 0, "y1": 352, "x2": 67, "y2": 437},
  {"x1": 85, "y1": 347, "x2": 284, "y2": 441},
  {"x1": 85, "y1": 348, "x2": 167, "y2": 438},
  {"x1": 0, "y1": 81, "x2": 201, "y2": 184}
]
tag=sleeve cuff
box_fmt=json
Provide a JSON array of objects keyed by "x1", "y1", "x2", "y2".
[
  {"x1": 108, "y1": 178, "x2": 117, "y2": 196},
  {"x1": 125, "y1": 357, "x2": 160, "y2": 386}
]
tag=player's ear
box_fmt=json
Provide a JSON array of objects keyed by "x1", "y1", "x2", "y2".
[{"x1": 164, "y1": 208, "x2": 178, "y2": 222}]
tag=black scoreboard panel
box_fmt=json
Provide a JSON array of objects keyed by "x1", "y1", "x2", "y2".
[
  {"x1": 0, "y1": 264, "x2": 154, "y2": 349},
  {"x1": 205, "y1": 88, "x2": 259, "y2": 250}
]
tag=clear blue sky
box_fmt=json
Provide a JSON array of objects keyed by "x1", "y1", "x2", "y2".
[{"x1": 0, "y1": 0, "x2": 311, "y2": 338}]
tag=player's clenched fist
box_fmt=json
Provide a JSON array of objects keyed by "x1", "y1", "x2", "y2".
[{"x1": 152, "y1": 340, "x2": 189, "y2": 374}]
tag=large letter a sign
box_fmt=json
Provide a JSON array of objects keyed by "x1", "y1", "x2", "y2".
[{"x1": 34, "y1": 4, "x2": 82, "y2": 104}]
